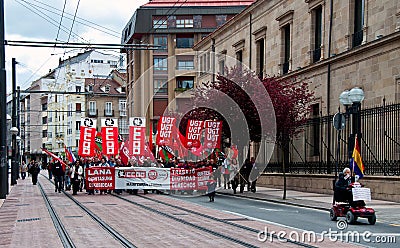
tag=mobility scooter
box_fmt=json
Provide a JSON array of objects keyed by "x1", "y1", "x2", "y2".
[{"x1": 330, "y1": 173, "x2": 376, "y2": 225}]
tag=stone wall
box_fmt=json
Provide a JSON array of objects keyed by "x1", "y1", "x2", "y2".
[{"x1": 258, "y1": 173, "x2": 400, "y2": 202}]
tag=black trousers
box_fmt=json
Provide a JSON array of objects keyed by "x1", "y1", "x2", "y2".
[
  {"x1": 54, "y1": 176, "x2": 63, "y2": 192},
  {"x1": 72, "y1": 178, "x2": 81, "y2": 195}
]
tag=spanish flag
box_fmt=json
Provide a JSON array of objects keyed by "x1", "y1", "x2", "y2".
[{"x1": 351, "y1": 135, "x2": 364, "y2": 179}]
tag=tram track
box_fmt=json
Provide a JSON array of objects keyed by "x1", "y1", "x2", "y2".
[
  {"x1": 113, "y1": 193, "x2": 319, "y2": 248},
  {"x1": 41, "y1": 176, "x2": 137, "y2": 248},
  {"x1": 38, "y1": 182, "x2": 76, "y2": 248}
]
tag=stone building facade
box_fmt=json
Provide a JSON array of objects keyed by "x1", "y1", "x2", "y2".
[{"x1": 194, "y1": 0, "x2": 400, "y2": 166}]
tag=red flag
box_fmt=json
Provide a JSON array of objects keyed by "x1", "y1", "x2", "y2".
[
  {"x1": 119, "y1": 141, "x2": 130, "y2": 165},
  {"x1": 185, "y1": 120, "x2": 203, "y2": 148},
  {"x1": 101, "y1": 118, "x2": 119, "y2": 156},
  {"x1": 149, "y1": 124, "x2": 154, "y2": 154},
  {"x1": 204, "y1": 120, "x2": 222, "y2": 149},
  {"x1": 41, "y1": 148, "x2": 67, "y2": 170},
  {"x1": 129, "y1": 117, "x2": 146, "y2": 156},
  {"x1": 78, "y1": 118, "x2": 97, "y2": 157},
  {"x1": 156, "y1": 116, "x2": 176, "y2": 146},
  {"x1": 64, "y1": 145, "x2": 76, "y2": 163}
]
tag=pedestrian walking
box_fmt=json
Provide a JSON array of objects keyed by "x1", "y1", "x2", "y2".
[
  {"x1": 222, "y1": 155, "x2": 231, "y2": 189},
  {"x1": 71, "y1": 161, "x2": 83, "y2": 195},
  {"x1": 52, "y1": 160, "x2": 64, "y2": 193},
  {"x1": 64, "y1": 164, "x2": 72, "y2": 191},
  {"x1": 207, "y1": 175, "x2": 217, "y2": 202},
  {"x1": 28, "y1": 162, "x2": 40, "y2": 185},
  {"x1": 20, "y1": 161, "x2": 28, "y2": 180}
]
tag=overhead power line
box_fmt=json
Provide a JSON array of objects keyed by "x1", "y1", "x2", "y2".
[{"x1": 5, "y1": 40, "x2": 160, "y2": 50}]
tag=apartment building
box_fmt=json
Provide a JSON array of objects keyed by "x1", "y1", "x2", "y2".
[{"x1": 121, "y1": 0, "x2": 255, "y2": 133}]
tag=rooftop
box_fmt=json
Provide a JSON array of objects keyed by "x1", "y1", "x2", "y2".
[{"x1": 142, "y1": 0, "x2": 255, "y2": 7}]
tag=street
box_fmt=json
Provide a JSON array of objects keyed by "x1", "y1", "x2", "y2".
[{"x1": 177, "y1": 193, "x2": 399, "y2": 247}]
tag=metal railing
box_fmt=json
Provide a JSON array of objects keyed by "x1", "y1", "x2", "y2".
[{"x1": 264, "y1": 101, "x2": 400, "y2": 176}]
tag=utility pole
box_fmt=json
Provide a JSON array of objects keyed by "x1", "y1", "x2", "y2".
[
  {"x1": 11, "y1": 58, "x2": 17, "y2": 185},
  {"x1": 0, "y1": 0, "x2": 8, "y2": 199},
  {"x1": 17, "y1": 86, "x2": 21, "y2": 170}
]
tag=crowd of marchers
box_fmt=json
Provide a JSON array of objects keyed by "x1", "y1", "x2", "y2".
[{"x1": 19, "y1": 155, "x2": 259, "y2": 200}]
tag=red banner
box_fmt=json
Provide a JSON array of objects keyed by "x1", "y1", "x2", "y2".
[
  {"x1": 170, "y1": 168, "x2": 196, "y2": 190},
  {"x1": 196, "y1": 166, "x2": 213, "y2": 191},
  {"x1": 101, "y1": 118, "x2": 119, "y2": 156},
  {"x1": 156, "y1": 116, "x2": 176, "y2": 146},
  {"x1": 85, "y1": 166, "x2": 115, "y2": 190},
  {"x1": 204, "y1": 120, "x2": 222, "y2": 149},
  {"x1": 129, "y1": 117, "x2": 146, "y2": 156},
  {"x1": 119, "y1": 141, "x2": 130, "y2": 165},
  {"x1": 185, "y1": 120, "x2": 203, "y2": 148},
  {"x1": 78, "y1": 126, "x2": 97, "y2": 157}
]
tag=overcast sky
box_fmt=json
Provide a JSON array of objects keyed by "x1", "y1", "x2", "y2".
[{"x1": 4, "y1": 0, "x2": 148, "y2": 93}]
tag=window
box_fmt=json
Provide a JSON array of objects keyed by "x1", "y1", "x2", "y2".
[
  {"x1": 67, "y1": 103, "x2": 73, "y2": 117},
  {"x1": 154, "y1": 57, "x2": 168, "y2": 71},
  {"x1": 105, "y1": 85, "x2": 110, "y2": 93},
  {"x1": 48, "y1": 132, "x2": 52, "y2": 138},
  {"x1": 153, "y1": 18, "x2": 167, "y2": 29},
  {"x1": 352, "y1": 0, "x2": 364, "y2": 47},
  {"x1": 176, "y1": 34, "x2": 194, "y2": 48},
  {"x1": 177, "y1": 60, "x2": 194, "y2": 70},
  {"x1": 91, "y1": 59, "x2": 103, "y2": 63},
  {"x1": 283, "y1": 25, "x2": 291, "y2": 74},
  {"x1": 88, "y1": 85, "x2": 93, "y2": 92},
  {"x1": 119, "y1": 100, "x2": 127, "y2": 116},
  {"x1": 177, "y1": 78, "x2": 194, "y2": 89},
  {"x1": 219, "y1": 60, "x2": 225, "y2": 75},
  {"x1": 89, "y1": 101, "x2": 96, "y2": 115},
  {"x1": 236, "y1": 50, "x2": 243, "y2": 65},
  {"x1": 42, "y1": 116, "x2": 47, "y2": 124},
  {"x1": 41, "y1": 103, "x2": 47, "y2": 111},
  {"x1": 42, "y1": 130, "x2": 47, "y2": 138},
  {"x1": 76, "y1": 86, "x2": 81, "y2": 92},
  {"x1": 76, "y1": 121, "x2": 81, "y2": 130},
  {"x1": 154, "y1": 36, "x2": 167, "y2": 51},
  {"x1": 176, "y1": 17, "x2": 193, "y2": 28},
  {"x1": 256, "y1": 39, "x2": 265, "y2": 77},
  {"x1": 76, "y1": 103, "x2": 81, "y2": 113},
  {"x1": 105, "y1": 102, "x2": 113, "y2": 116},
  {"x1": 107, "y1": 60, "x2": 118, "y2": 68},
  {"x1": 119, "y1": 119, "x2": 129, "y2": 135},
  {"x1": 313, "y1": 6, "x2": 323, "y2": 62},
  {"x1": 154, "y1": 79, "x2": 168, "y2": 95}
]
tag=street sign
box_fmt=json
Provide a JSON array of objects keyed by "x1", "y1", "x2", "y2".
[{"x1": 333, "y1": 112, "x2": 345, "y2": 130}]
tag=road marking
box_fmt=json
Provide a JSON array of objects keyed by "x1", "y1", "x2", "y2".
[
  {"x1": 220, "y1": 193, "x2": 328, "y2": 213},
  {"x1": 222, "y1": 210, "x2": 311, "y2": 233},
  {"x1": 258, "y1": 208, "x2": 284, "y2": 212},
  {"x1": 390, "y1": 224, "x2": 400, "y2": 227}
]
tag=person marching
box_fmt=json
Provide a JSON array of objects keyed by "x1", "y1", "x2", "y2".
[
  {"x1": 28, "y1": 161, "x2": 40, "y2": 185},
  {"x1": 71, "y1": 161, "x2": 84, "y2": 195}
]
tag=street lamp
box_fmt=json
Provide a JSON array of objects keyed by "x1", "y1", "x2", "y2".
[
  {"x1": 10, "y1": 126, "x2": 18, "y2": 185},
  {"x1": 339, "y1": 87, "x2": 365, "y2": 159}
]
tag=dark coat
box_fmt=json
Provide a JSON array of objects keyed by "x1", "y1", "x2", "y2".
[{"x1": 52, "y1": 161, "x2": 64, "y2": 177}]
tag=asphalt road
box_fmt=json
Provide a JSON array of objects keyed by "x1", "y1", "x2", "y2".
[{"x1": 176, "y1": 194, "x2": 399, "y2": 248}]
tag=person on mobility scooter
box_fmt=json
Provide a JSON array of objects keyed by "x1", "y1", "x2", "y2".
[{"x1": 330, "y1": 168, "x2": 376, "y2": 225}]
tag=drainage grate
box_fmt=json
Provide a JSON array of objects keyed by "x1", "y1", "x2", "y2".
[
  {"x1": 103, "y1": 203, "x2": 117, "y2": 206},
  {"x1": 81, "y1": 201, "x2": 95, "y2": 204},
  {"x1": 17, "y1": 217, "x2": 41, "y2": 222},
  {"x1": 64, "y1": 215, "x2": 84, "y2": 218},
  {"x1": 15, "y1": 204, "x2": 30, "y2": 206}
]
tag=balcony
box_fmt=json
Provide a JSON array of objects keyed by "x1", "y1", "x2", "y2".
[
  {"x1": 104, "y1": 109, "x2": 114, "y2": 117},
  {"x1": 88, "y1": 109, "x2": 98, "y2": 117}
]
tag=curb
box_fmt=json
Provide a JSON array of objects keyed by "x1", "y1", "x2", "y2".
[{"x1": 216, "y1": 191, "x2": 331, "y2": 212}]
